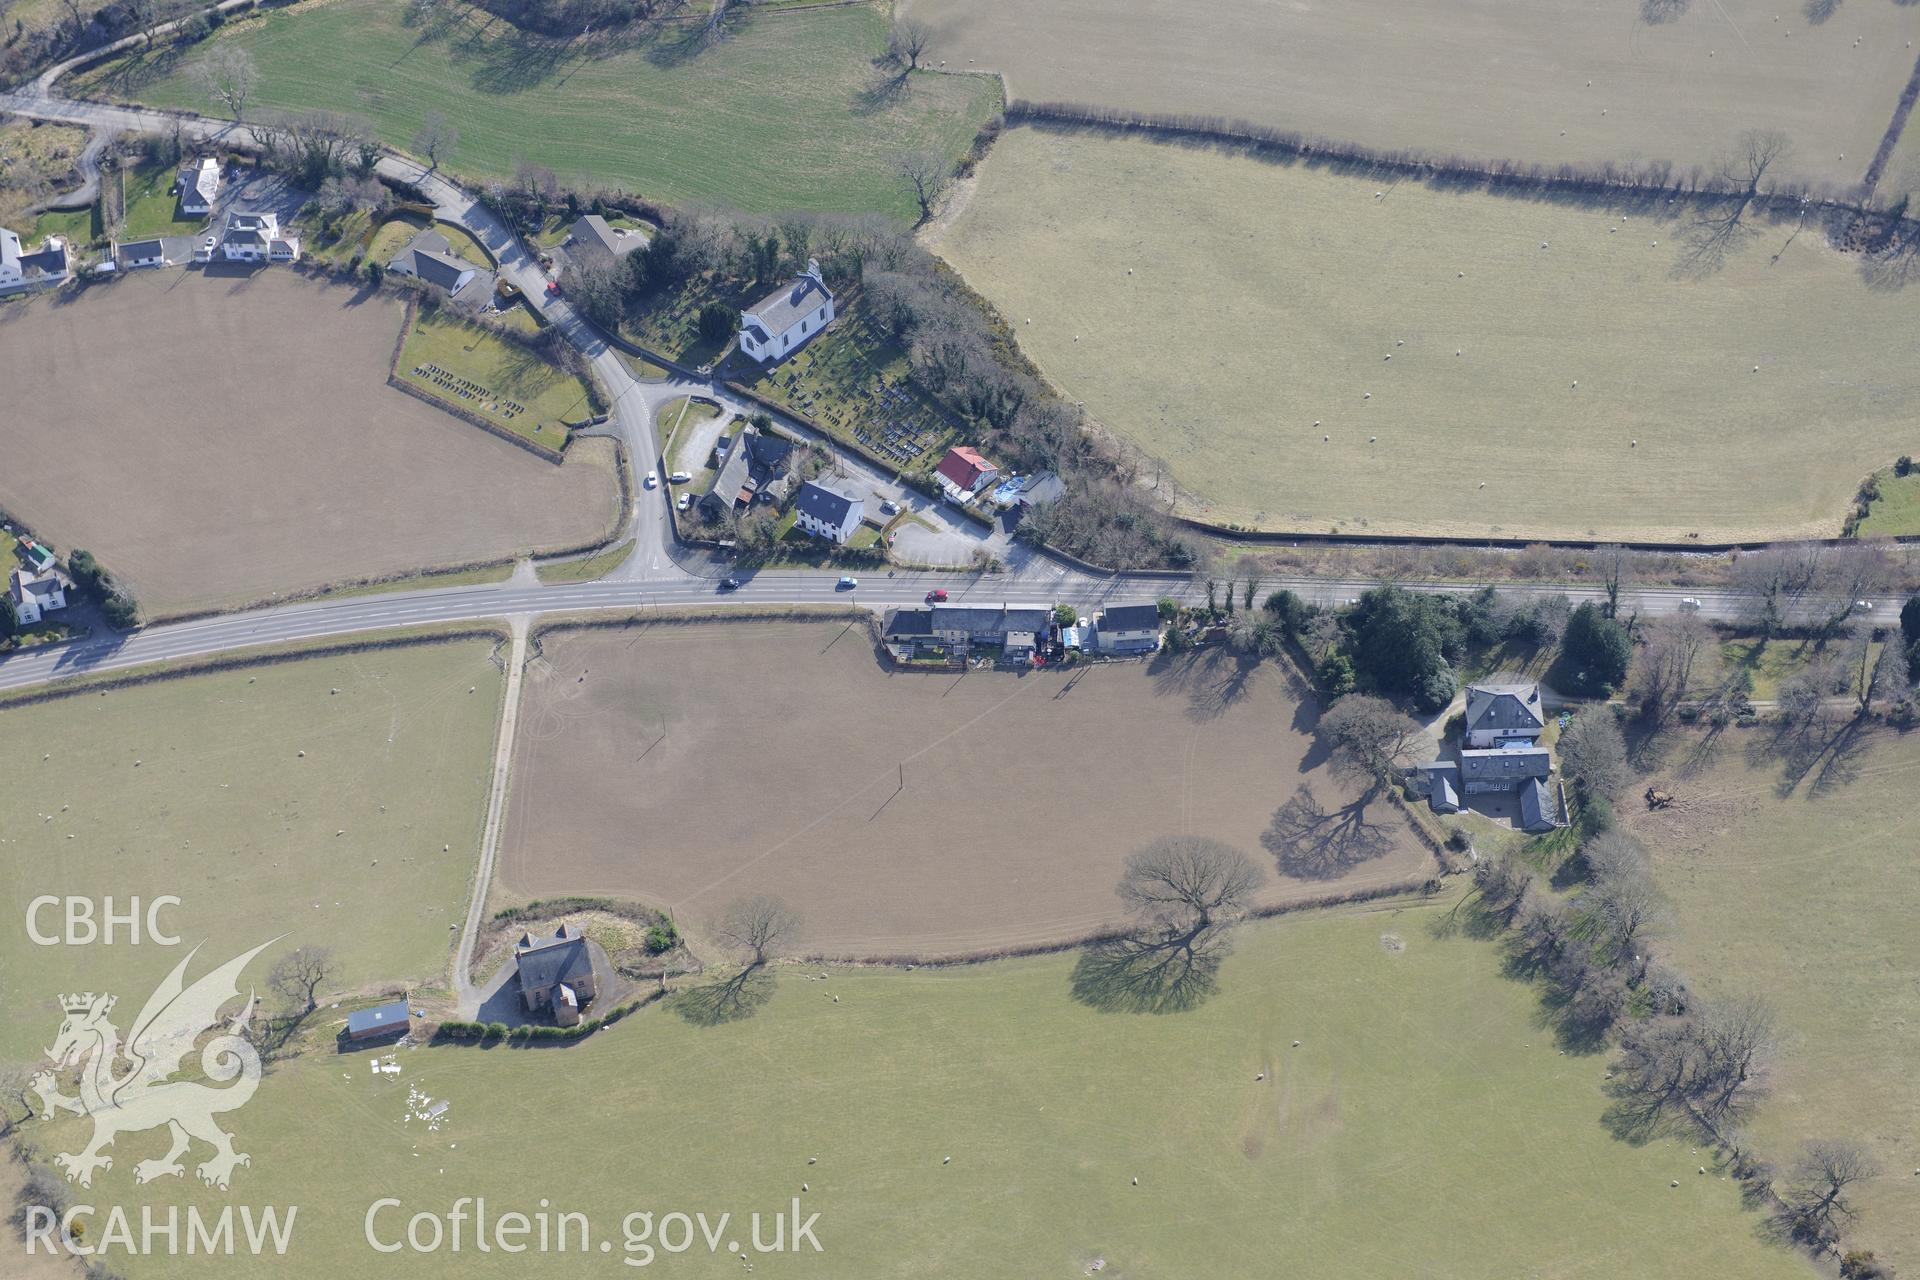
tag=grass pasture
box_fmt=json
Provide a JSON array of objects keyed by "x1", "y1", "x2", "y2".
[
  {"x1": 397, "y1": 307, "x2": 595, "y2": 448},
  {"x1": 1627, "y1": 727, "x2": 1920, "y2": 1273},
  {"x1": 903, "y1": 0, "x2": 1918, "y2": 194},
  {"x1": 78, "y1": 0, "x2": 1001, "y2": 221},
  {"x1": 0, "y1": 269, "x2": 618, "y2": 615},
  {"x1": 114, "y1": 156, "x2": 203, "y2": 241},
  {"x1": 933, "y1": 128, "x2": 1920, "y2": 542},
  {"x1": 0, "y1": 638, "x2": 505, "y2": 1066},
  {"x1": 500, "y1": 620, "x2": 1432, "y2": 957},
  {"x1": 0, "y1": 117, "x2": 88, "y2": 228},
  {"x1": 1857, "y1": 467, "x2": 1920, "y2": 536},
  {"x1": 23, "y1": 897, "x2": 1810, "y2": 1278}
]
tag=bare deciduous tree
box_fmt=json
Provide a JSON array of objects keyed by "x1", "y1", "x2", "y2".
[
  {"x1": 1635, "y1": 612, "x2": 1712, "y2": 727},
  {"x1": 268, "y1": 945, "x2": 335, "y2": 1014},
  {"x1": 894, "y1": 151, "x2": 948, "y2": 222},
  {"x1": 886, "y1": 17, "x2": 932, "y2": 72},
  {"x1": 1679, "y1": 128, "x2": 1791, "y2": 274},
  {"x1": 1577, "y1": 864, "x2": 1666, "y2": 965},
  {"x1": 1556, "y1": 709, "x2": 1629, "y2": 797},
  {"x1": 191, "y1": 44, "x2": 258, "y2": 122},
  {"x1": 1318, "y1": 693, "x2": 1421, "y2": 782},
  {"x1": 411, "y1": 111, "x2": 458, "y2": 172},
  {"x1": 1779, "y1": 1139, "x2": 1879, "y2": 1243},
  {"x1": 715, "y1": 895, "x2": 800, "y2": 969},
  {"x1": 1072, "y1": 837, "x2": 1265, "y2": 1013}
]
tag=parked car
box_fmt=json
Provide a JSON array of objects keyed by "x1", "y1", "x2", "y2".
[
  {"x1": 644, "y1": 470, "x2": 658, "y2": 489},
  {"x1": 718, "y1": 577, "x2": 741, "y2": 591},
  {"x1": 545, "y1": 280, "x2": 562, "y2": 296},
  {"x1": 925, "y1": 589, "x2": 948, "y2": 603},
  {"x1": 879, "y1": 499, "x2": 900, "y2": 516},
  {"x1": 677, "y1": 493, "x2": 691, "y2": 511},
  {"x1": 669, "y1": 471, "x2": 691, "y2": 484},
  {"x1": 836, "y1": 576, "x2": 859, "y2": 590}
]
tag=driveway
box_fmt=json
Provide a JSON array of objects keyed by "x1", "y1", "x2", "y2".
[{"x1": 889, "y1": 503, "x2": 992, "y2": 568}]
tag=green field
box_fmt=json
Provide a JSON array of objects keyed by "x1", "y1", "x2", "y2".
[
  {"x1": 534, "y1": 538, "x2": 633, "y2": 583},
  {"x1": 1628, "y1": 728, "x2": 1920, "y2": 1274},
  {"x1": 116, "y1": 156, "x2": 203, "y2": 241},
  {"x1": 0, "y1": 639, "x2": 505, "y2": 1065},
  {"x1": 397, "y1": 308, "x2": 595, "y2": 446},
  {"x1": 25, "y1": 896, "x2": 1808, "y2": 1278},
  {"x1": 80, "y1": 0, "x2": 1001, "y2": 220},
  {"x1": 1857, "y1": 468, "x2": 1920, "y2": 537},
  {"x1": 934, "y1": 127, "x2": 1920, "y2": 542}
]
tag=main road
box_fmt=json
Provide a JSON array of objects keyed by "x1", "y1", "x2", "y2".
[{"x1": 0, "y1": 57, "x2": 1904, "y2": 696}]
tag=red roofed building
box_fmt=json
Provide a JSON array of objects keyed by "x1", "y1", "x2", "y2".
[{"x1": 935, "y1": 446, "x2": 999, "y2": 499}]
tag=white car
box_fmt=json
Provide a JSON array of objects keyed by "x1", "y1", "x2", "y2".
[
  {"x1": 676, "y1": 493, "x2": 691, "y2": 511},
  {"x1": 836, "y1": 576, "x2": 858, "y2": 590},
  {"x1": 669, "y1": 471, "x2": 692, "y2": 484},
  {"x1": 1679, "y1": 597, "x2": 1701, "y2": 611},
  {"x1": 1856, "y1": 600, "x2": 1874, "y2": 611},
  {"x1": 644, "y1": 470, "x2": 658, "y2": 489}
]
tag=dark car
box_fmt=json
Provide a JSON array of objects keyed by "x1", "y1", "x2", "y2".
[
  {"x1": 925, "y1": 589, "x2": 948, "y2": 603},
  {"x1": 718, "y1": 577, "x2": 742, "y2": 591}
]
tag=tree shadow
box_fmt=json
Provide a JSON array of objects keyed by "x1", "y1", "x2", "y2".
[
  {"x1": 671, "y1": 966, "x2": 773, "y2": 1026},
  {"x1": 1069, "y1": 933, "x2": 1222, "y2": 1015},
  {"x1": 1599, "y1": 1076, "x2": 1691, "y2": 1146},
  {"x1": 1261, "y1": 784, "x2": 1395, "y2": 880},
  {"x1": 1639, "y1": 0, "x2": 1692, "y2": 21},
  {"x1": 1673, "y1": 724, "x2": 1727, "y2": 780},
  {"x1": 469, "y1": 34, "x2": 581, "y2": 95},
  {"x1": 1806, "y1": 716, "x2": 1873, "y2": 797},
  {"x1": 1802, "y1": 0, "x2": 1842, "y2": 22},
  {"x1": 852, "y1": 69, "x2": 911, "y2": 116}
]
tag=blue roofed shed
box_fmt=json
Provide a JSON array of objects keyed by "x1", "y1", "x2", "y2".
[{"x1": 346, "y1": 999, "x2": 411, "y2": 1043}]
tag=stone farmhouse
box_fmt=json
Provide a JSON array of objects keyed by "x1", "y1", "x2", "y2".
[
  {"x1": 699, "y1": 425, "x2": 794, "y2": 518},
  {"x1": 514, "y1": 924, "x2": 598, "y2": 1027},
  {"x1": 0, "y1": 228, "x2": 70, "y2": 292},
  {"x1": 1414, "y1": 680, "x2": 1563, "y2": 833},
  {"x1": 8, "y1": 568, "x2": 67, "y2": 626},
  {"x1": 792, "y1": 478, "x2": 865, "y2": 544},
  {"x1": 739, "y1": 258, "x2": 834, "y2": 363}
]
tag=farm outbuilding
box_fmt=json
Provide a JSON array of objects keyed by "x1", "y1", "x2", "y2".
[{"x1": 345, "y1": 999, "x2": 411, "y2": 1044}]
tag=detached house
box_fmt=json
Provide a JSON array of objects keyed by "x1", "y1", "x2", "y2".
[
  {"x1": 792, "y1": 478, "x2": 865, "y2": 544},
  {"x1": 566, "y1": 214, "x2": 642, "y2": 267},
  {"x1": 1465, "y1": 682, "x2": 1546, "y2": 748},
  {"x1": 1414, "y1": 680, "x2": 1563, "y2": 833},
  {"x1": 215, "y1": 210, "x2": 300, "y2": 264},
  {"x1": 175, "y1": 157, "x2": 221, "y2": 216},
  {"x1": 699, "y1": 426, "x2": 794, "y2": 518},
  {"x1": 513, "y1": 924, "x2": 598, "y2": 1027},
  {"x1": 1095, "y1": 602, "x2": 1163, "y2": 655},
  {"x1": 935, "y1": 446, "x2": 999, "y2": 502},
  {"x1": 0, "y1": 228, "x2": 71, "y2": 292},
  {"x1": 8, "y1": 569, "x2": 67, "y2": 626},
  {"x1": 386, "y1": 229, "x2": 492, "y2": 304},
  {"x1": 114, "y1": 235, "x2": 194, "y2": 270},
  {"x1": 739, "y1": 258, "x2": 833, "y2": 363}
]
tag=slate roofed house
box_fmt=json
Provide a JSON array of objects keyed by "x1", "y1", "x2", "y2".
[
  {"x1": 175, "y1": 157, "x2": 221, "y2": 216},
  {"x1": 699, "y1": 426, "x2": 795, "y2": 517},
  {"x1": 17, "y1": 539, "x2": 56, "y2": 574},
  {"x1": 1464, "y1": 682, "x2": 1547, "y2": 748},
  {"x1": 114, "y1": 235, "x2": 195, "y2": 270},
  {"x1": 514, "y1": 924, "x2": 598, "y2": 1026},
  {"x1": 792, "y1": 478, "x2": 865, "y2": 544},
  {"x1": 1518, "y1": 778, "x2": 1558, "y2": 833},
  {"x1": 880, "y1": 606, "x2": 936, "y2": 660},
  {"x1": 1458, "y1": 746, "x2": 1552, "y2": 794},
  {"x1": 0, "y1": 228, "x2": 71, "y2": 291},
  {"x1": 8, "y1": 569, "x2": 67, "y2": 626},
  {"x1": 386, "y1": 229, "x2": 491, "y2": 303},
  {"x1": 739, "y1": 258, "x2": 834, "y2": 363},
  {"x1": 927, "y1": 603, "x2": 1053, "y2": 655},
  {"x1": 344, "y1": 999, "x2": 411, "y2": 1044},
  {"x1": 567, "y1": 214, "x2": 642, "y2": 266},
  {"x1": 1096, "y1": 602, "x2": 1164, "y2": 654},
  {"x1": 935, "y1": 446, "x2": 999, "y2": 500}
]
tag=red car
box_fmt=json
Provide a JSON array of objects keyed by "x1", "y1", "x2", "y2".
[
  {"x1": 925, "y1": 589, "x2": 948, "y2": 603},
  {"x1": 545, "y1": 280, "x2": 562, "y2": 297}
]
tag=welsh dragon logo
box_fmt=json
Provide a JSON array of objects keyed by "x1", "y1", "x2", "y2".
[{"x1": 30, "y1": 940, "x2": 277, "y2": 1191}]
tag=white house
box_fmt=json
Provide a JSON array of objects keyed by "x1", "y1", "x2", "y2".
[
  {"x1": 0, "y1": 228, "x2": 71, "y2": 291},
  {"x1": 739, "y1": 258, "x2": 834, "y2": 363},
  {"x1": 8, "y1": 569, "x2": 67, "y2": 626},
  {"x1": 218, "y1": 210, "x2": 301, "y2": 263},
  {"x1": 792, "y1": 478, "x2": 864, "y2": 544},
  {"x1": 115, "y1": 235, "x2": 195, "y2": 270},
  {"x1": 176, "y1": 157, "x2": 222, "y2": 216},
  {"x1": 1096, "y1": 602, "x2": 1163, "y2": 654},
  {"x1": 1463, "y1": 682, "x2": 1546, "y2": 749}
]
